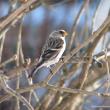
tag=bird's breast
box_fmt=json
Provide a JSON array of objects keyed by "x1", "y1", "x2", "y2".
[{"x1": 55, "y1": 39, "x2": 66, "y2": 62}]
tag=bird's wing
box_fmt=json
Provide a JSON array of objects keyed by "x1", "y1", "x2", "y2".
[{"x1": 41, "y1": 37, "x2": 64, "y2": 61}]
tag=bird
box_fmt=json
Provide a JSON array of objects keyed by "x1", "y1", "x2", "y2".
[{"x1": 28, "y1": 29, "x2": 68, "y2": 78}]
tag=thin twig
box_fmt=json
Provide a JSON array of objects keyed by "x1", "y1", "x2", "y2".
[
  {"x1": 15, "y1": 15, "x2": 25, "y2": 110},
  {"x1": 0, "y1": 54, "x2": 17, "y2": 68},
  {"x1": 0, "y1": 32, "x2": 6, "y2": 63},
  {"x1": 104, "y1": 49, "x2": 110, "y2": 92},
  {"x1": 67, "y1": 0, "x2": 89, "y2": 51}
]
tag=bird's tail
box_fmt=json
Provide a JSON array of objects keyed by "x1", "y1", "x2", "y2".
[{"x1": 28, "y1": 60, "x2": 43, "y2": 78}]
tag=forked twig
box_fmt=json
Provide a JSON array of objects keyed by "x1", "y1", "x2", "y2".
[{"x1": 0, "y1": 76, "x2": 34, "y2": 110}]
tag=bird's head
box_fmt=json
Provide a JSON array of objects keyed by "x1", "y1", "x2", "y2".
[{"x1": 50, "y1": 30, "x2": 68, "y2": 38}]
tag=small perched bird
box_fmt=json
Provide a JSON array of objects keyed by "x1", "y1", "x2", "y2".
[{"x1": 28, "y1": 30, "x2": 68, "y2": 78}]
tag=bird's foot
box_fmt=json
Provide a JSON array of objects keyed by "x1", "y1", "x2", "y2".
[
  {"x1": 48, "y1": 67, "x2": 53, "y2": 75},
  {"x1": 61, "y1": 56, "x2": 65, "y2": 63}
]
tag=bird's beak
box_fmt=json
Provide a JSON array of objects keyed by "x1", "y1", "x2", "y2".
[{"x1": 64, "y1": 31, "x2": 68, "y2": 37}]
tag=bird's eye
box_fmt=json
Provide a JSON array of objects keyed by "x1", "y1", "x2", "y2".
[
  {"x1": 59, "y1": 30, "x2": 64, "y2": 36},
  {"x1": 59, "y1": 30, "x2": 68, "y2": 37}
]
